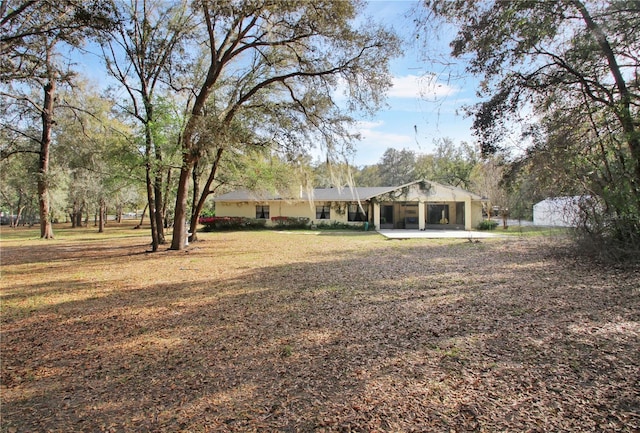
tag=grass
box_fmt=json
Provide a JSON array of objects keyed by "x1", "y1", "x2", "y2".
[{"x1": 1, "y1": 222, "x2": 639, "y2": 432}]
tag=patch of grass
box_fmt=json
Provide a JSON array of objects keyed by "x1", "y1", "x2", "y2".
[{"x1": 500, "y1": 225, "x2": 571, "y2": 237}]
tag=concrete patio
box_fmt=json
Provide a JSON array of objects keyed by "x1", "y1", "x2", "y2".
[{"x1": 378, "y1": 229, "x2": 505, "y2": 239}]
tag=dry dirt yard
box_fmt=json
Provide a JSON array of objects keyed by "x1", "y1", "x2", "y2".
[{"x1": 1, "y1": 225, "x2": 639, "y2": 432}]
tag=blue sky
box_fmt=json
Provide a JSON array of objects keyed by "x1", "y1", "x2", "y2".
[
  {"x1": 350, "y1": 0, "x2": 480, "y2": 166},
  {"x1": 73, "y1": 1, "x2": 480, "y2": 168}
]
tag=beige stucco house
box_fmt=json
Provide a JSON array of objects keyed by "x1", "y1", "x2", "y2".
[{"x1": 213, "y1": 180, "x2": 486, "y2": 231}]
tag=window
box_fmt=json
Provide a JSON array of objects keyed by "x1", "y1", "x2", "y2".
[
  {"x1": 316, "y1": 205, "x2": 330, "y2": 219},
  {"x1": 256, "y1": 205, "x2": 269, "y2": 219},
  {"x1": 348, "y1": 204, "x2": 367, "y2": 222}
]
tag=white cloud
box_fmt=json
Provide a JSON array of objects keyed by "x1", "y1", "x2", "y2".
[
  {"x1": 389, "y1": 74, "x2": 459, "y2": 100},
  {"x1": 351, "y1": 120, "x2": 416, "y2": 165}
]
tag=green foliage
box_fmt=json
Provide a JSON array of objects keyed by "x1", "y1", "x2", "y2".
[
  {"x1": 421, "y1": 0, "x2": 640, "y2": 258},
  {"x1": 315, "y1": 221, "x2": 366, "y2": 231},
  {"x1": 199, "y1": 217, "x2": 267, "y2": 232},
  {"x1": 271, "y1": 216, "x2": 310, "y2": 230},
  {"x1": 477, "y1": 220, "x2": 498, "y2": 231},
  {"x1": 377, "y1": 148, "x2": 416, "y2": 186}
]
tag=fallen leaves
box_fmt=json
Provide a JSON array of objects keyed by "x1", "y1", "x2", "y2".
[{"x1": 1, "y1": 230, "x2": 639, "y2": 432}]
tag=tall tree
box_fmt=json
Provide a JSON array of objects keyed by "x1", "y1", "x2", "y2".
[
  {"x1": 421, "y1": 0, "x2": 640, "y2": 252},
  {"x1": 414, "y1": 138, "x2": 477, "y2": 189},
  {"x1": 1, "y1": 0, "x2": 114, "y2": 238},
  {"x1": 54, "y1": 81, "x2": 136, "y2": 232},
  {"x1": 170, "y1": 0, "x2": 399, "y2": 250},
  {"x1": 377, "y1": 148, "x2": 416, "y2": 186},
  {"x1": 101, "y1": 0, "x2": 194, "y2": 251}
]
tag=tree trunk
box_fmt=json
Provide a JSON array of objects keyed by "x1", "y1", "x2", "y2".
[
  {"x1": 163, "y1": 167, "x2": 172, "y2": 228},
  {"x1": 190, "y1": 161, "x2": 201, "y2": 242},
  {"x1": 573, "y1": 0, "x2": 640, "y2": 204},
  {"x1": 144, "y1": 132, "x2": 159, "y2": 251},
  {"x1": 15, "y1": 205, "x2": 25, "y2": 228},
  {"x1": 190, "y1": 148, "x2": 224, "y2": 242},
  {"x1": 75, "y1": 204, "x2": 83, "y2": 227},
  {"x1": 154, "y1": 171, "x2": 165, "y2": 243},
  {"x1": 170, "y1": 161, "x2": 192, "y2": 250},
  {"x1": 137, "y1": 203, "x2": 148, "y2": 228},
  {"x1": 38, "y1": 81, "x2": 55, "y2": 239},
  {"x1": 98, "y1": 198, "x2": 105, "y2": 233},
  {"x1": 154, "y1": 144, "x2": 165, "y2": 243}
]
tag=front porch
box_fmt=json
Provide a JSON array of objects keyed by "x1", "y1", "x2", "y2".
[{"x1": 373, "y1": 200, "x2": 473, "y2": 231}]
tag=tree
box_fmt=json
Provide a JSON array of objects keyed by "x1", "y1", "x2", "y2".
[
  {"x1": 421, "y1": 0, "x2": 640, "y2": 254},
  {"x1": 101, "y1": 0, "x2": 194, "y2": 250},
  {"x1": 1, "y1": 0, "x2": 114, "y2": 238},
  {"x1": 377, "y1": 148, "x2": 416, "y2": 186},
  {"x1": 54, "y1": 81, "x2": 137, "y2": 232},
  {"x1": 352, "y1": 163, "x2": 381, "y2": 187},
  {"x1": 415, "y1": 138, "x2": 478, "y2": 189},
  {"x1": 169, "y1": 0, "x2": 400, "y2": 250},
  {"x1": 0, "y1": 151, "x2": 39, "y2": 226}
]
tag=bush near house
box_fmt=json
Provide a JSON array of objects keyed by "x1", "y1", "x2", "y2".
[
  {"x1": 316, "y1": 221, "x2": 368, "y2": 231},
  {"x1": 271, "y1": 216, "x2": 310, "y2": 229},
  {"x1": 198, "y1": 216, "x2": 266, "y2": 231},
  {"x1": 477, "y1": 219, "x2": 499, "y2": 230}
]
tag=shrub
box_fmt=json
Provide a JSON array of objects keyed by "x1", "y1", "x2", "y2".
[
  {"x1": 315, "y1": 221, "x2": 366, "y2": 230},
  {"x1": 198, "y1": 216, "x2": 258, "y2": 231},
  {"x1": 271, "y1": 216, "x2": 310, "y2": 229},
  {"x1": 477, "y1": 219, "x2": 499, "y2": 230}
]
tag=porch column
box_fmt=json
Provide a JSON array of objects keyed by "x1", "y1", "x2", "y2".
[
  {"x1": 373, "y1": 202, "x2": 380, "y2": 230},
  {"x1": 465, "y1": 197, "x2": 472, "y2": 230},
  {"x1": 419, "y1": 201, "x2": 425, "y2": 230}
]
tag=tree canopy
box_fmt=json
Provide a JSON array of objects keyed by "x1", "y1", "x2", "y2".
[{"x1": 421, "y1": 0, "x2": 640, "y2": 256}]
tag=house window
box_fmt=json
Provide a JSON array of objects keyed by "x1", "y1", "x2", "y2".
[
  {"x1": 348, "y1": 204, "x2": 367, "y2": 222},
  {"x1": 256, "y1": 205, "x2": 269, "y2": 219},
  {"x1": 316, "y1": 205, "x2": 330, "y2": 219}
]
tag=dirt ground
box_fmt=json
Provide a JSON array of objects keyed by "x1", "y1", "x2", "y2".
[{"x1": 1, "y1": 225, "x2": 639, "y2": 432}]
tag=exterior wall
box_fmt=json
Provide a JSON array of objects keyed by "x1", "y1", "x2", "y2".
[
  {"x1": 533, "y1": 198, "x2": 581, "y2": 227},
  {"x1": 215, "y1": 202, "x2": 257, "y2": 219},
  {"x1": 215, "y1": 200, "x2": 364, "y2": 226},
  {"x1": 214, "y1": 182, "x2": 485, "y2": 230},
  {"x1": 470, "y1": 201, "x2": 484, "y2": 229}
]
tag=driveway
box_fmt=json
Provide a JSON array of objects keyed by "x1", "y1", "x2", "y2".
[{"x1": 378, "y1": 229, "x2": 505, "y2": 239}]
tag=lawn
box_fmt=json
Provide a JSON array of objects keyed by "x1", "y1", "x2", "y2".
[{"x1": 1, "y1": 223, "x2": 639, "y2": 432}]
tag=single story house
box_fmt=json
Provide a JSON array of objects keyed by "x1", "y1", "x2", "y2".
[
  {"x1": 533, "y1": 196, "x2": 584, "y2": 227},
  {"x1": 213, "y1": 180, "x2": 486, "y2": 231}
]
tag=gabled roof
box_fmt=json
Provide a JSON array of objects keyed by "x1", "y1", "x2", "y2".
[{"x1": 213, "y1": 180, "x2": 485, "y2": 202}]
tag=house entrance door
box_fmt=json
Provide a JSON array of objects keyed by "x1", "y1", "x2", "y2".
[{"x1": 381, "y1": 205, "x2": 394, "y2": 228}]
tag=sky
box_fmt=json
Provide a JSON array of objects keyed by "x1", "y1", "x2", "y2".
[
  {"x1": 349, "y1": 0, "x2": 481, "y2": 166},
  {"x1": 73, "y1": 1, "x2": 480, "y2": 168}
]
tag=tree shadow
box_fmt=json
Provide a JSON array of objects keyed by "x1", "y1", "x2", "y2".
[{"x1": 2, "y1": 237, "x2": 638, "y2": 432}]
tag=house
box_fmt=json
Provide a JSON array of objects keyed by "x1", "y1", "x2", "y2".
[
  {"x1": 213, "y1": 180, "x2": 486, "y2": 231},
  {"x1": 533, "y1": 196, "x2": 584, "y2": 227}
]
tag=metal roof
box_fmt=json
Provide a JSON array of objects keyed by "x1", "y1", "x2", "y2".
[
  {"x1": 213, "y1": 180, "x2": 485, "y2": 202},
  {"x1": 213, "y1": 186, "x2": 397, "y2": 202}
]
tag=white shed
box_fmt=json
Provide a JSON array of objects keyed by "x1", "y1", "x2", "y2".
[{"x1": 533, "y1": 196, "x2": 584, "y2": 227}]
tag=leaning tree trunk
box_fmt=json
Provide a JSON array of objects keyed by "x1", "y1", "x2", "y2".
[
  {"x1": 38, "y1": 81, "x2": 55, "y2": 239},
  {"x1": 189, "y1": 148, "x2": 224, "y2": 242}
]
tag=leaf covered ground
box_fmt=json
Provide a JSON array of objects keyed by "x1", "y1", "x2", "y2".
[{"x1": 1, "y1": 225, "x2": 639, "y2": 432}]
